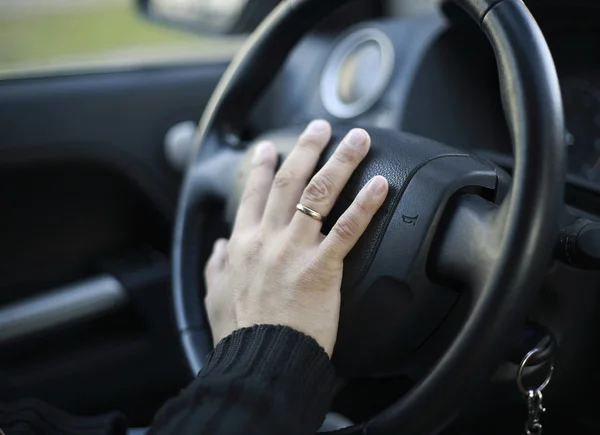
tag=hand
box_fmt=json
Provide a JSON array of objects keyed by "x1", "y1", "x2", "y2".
[{"x1": 204, "y1": 120, "x2": 389, "y2": 356}]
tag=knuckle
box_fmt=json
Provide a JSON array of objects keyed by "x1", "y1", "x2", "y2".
[
  {"x1": 216, "y1": 238, "x2": 229, "y2": 250},
  {"x1": 241, "y1": 186, "x2": 260, "y2": 203},
  {"x1": 246, "y1": 236, "x2": 264, "y2": 257},
  {"x1": 354, "y1": 197, "x2": 370, "y2": 215},
  {"x1": 334, "y1": 215, "x2": 360, "y2": 241},
  {"x1": 304, "y1": 174, "x2": 334, "y2": 203},
  {"x1": 273, "y1": 168, "x2": 295, "y2": 189},
  {"x1": 298, "y1": 132, "x2": 326, "y2": 150},
  {"x1": 273, "y1": 245, "x2": 292, "y2": 265},
  {"x1": 227, "y1": 235, "x2": 244, "y2": 257},
  {"x1": 271, "y1": 234, "x2": 294, "y2": 263},
  {"x1": 334, "y1": 147, "x2": 357, "y2": 165}
]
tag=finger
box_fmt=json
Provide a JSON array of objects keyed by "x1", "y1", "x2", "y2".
[
  {"x1": 205, "y1": 238, "x2": 229, "y2": 284},
  {"x1": 319, "y1": 176, "x2": 388, "y2": 262},
  {"x1": 290, "y1": 128, "x2": 370, "y2": 238},
  {"x1": 263, "y1": 120, "x2": 332, "y2": 227},
  {"x1": 233, "y1": 141, "x2": 277, "y2": 233}
]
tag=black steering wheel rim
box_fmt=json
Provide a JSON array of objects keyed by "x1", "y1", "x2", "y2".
[{"x1": 172, "y1": 0, "x2": 565, "y2": 433}]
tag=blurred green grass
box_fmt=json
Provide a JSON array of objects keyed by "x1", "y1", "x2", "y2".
[{"x1": 0, "y1": 2, "x2": 241, "y2": 73}]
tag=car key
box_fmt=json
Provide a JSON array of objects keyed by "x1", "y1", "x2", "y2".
[
  {"x1": 517, "y1": 348, "x2": 555, "y2": 435},
  {"x1": 524, "y1": 389, "x2": 545, "y2": 435}
]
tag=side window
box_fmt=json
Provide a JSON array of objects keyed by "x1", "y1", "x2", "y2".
[{"x1": 0, "y1": 0, "x2": 246, "y2": 79}]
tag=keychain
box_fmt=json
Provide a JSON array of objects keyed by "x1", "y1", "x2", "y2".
[{"x1": 516, "y1": 348, "x2": 555, "y2": 435}]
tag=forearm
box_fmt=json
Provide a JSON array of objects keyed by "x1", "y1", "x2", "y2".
[{"x1": 149, "y1": 325, "x2": 337, "y2": 435}]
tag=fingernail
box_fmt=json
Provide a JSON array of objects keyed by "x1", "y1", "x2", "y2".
[
  {"x1": 306, "y1": 119, "x2": 330, "y2": 134},
  {"x1": 347, "y1": 129, "x2": 368, "y2": 147},
  {"x1": 253, "y1": 141, "x2": 274, "y2": 165},
  {"x1": 368, "y1": 176, "x2": 388, "y2": 195}
]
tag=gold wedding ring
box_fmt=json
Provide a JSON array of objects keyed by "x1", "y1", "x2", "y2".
[{"x1": 296, "y1": 203, "x2": 325, "y2": 222}]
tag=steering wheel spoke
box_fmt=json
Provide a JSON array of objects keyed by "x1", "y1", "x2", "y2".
[
  {"x1": 433, "y1": 193, "x2": 502, "y2": 296},
  {"x1": 186, "y1": 147, "x2": 244, "y2": 205}
]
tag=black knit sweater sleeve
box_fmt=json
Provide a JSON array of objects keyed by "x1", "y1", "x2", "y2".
[{"x1": 148, "y1": 325, "x2": 338, "y2": 435}]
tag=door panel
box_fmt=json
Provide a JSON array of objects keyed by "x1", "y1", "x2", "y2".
[{"x1": 0, "y1": 61, "x2": 227, "y2": 425}]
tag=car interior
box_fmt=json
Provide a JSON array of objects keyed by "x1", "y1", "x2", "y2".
[{"x1": 1, "y1": 0, "x2": 600, "y2": 434}]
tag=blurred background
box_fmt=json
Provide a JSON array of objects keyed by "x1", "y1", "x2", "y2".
[
  {"x1": 0, "y1": 0, "x2": 438, "y2": 78},
  {"x1": 0, "y1": 0, "x2": 244, "y2": 77}
]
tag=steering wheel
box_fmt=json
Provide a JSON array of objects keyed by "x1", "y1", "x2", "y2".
[{"x1": 172, "y1": 0, "x2": 565, "y2": 433}]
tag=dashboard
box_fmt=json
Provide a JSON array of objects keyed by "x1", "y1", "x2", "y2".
[
  {"x1": 254, "y1": 6, "x2": 600, "y2": 217},
  {"x1": 563, "y1": 74, "x2": 600, "y2": 182},
  {"x1": 404, "y1": 28, "x2": 600, "y2": 197},
  {"x1": 528, "y1": 30, "x2": 600, "y2": 189}
]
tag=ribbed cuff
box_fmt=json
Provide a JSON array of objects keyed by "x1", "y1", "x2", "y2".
[{"x1": 202, "y1": 325, "x2": 337, "y2": 431}]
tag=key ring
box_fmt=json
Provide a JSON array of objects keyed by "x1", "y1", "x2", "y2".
[{"x1": 517, "y1": 347, "x2": 555, "y2": 395}]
